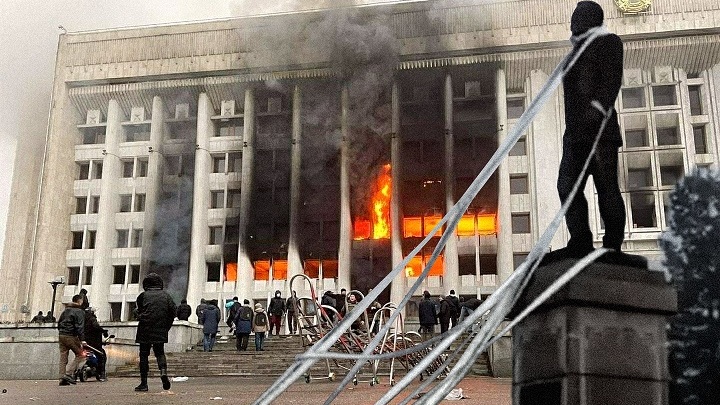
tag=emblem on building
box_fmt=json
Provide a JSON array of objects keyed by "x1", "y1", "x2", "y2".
[{"x1": 614, "y1": 0, "x2": 652, "y2": 14}]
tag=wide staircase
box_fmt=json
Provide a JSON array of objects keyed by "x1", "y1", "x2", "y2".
[{"x1": 111, "y1": 332, "x2": 492, "y2": 381}]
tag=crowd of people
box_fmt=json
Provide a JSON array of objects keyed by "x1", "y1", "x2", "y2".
[{"x1": 53, "y1": 281, "x2": 483, "y2": 392}]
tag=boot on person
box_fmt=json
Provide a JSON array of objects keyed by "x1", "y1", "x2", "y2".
[
  {"x1": 160, "y1": 368, "x2": 171, "y2": 390},
  {"x1": 134, "y1": 373, "x2": 148, "y2": 391}
]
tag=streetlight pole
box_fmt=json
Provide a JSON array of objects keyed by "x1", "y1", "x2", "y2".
[{"x1": 48, "y1": 279, "x2": 65, "y2": 319}]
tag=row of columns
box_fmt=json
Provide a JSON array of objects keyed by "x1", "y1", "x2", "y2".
[{"x1": 89, "y1": 69, "x2": 518, "y2": 320}]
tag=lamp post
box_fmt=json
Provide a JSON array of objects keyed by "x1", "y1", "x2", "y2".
[{"x1": 48, "y1": 277, "x2": 65, "y2": 319}]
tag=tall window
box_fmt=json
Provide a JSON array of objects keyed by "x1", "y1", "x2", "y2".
[
  {"x1": 132, "y1": 229, "x2": 143, "y2": 247},
  {"x1": 117, "y1": 229, "x2": 129, "y2": 248},
  {"x1": 134, "y1": 194, "x2": 146, "y2": 212},
  {"x1": 84, "y1": 266, "x2": 93, "y2": 285},
  {"x1": 76, "y1": 197, "x2": 88, "y2": 214},
  {"x1": 113, "y1": 266, "x2": 126, "y2": 284},
  {"x1": 77, "y1": 162, "x2": 90, "y2": 180},
  {"x1": 119, "y1": 195, "x2": 132, "y2": 212}
]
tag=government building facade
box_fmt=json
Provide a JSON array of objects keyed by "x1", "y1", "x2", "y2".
[{"x1": 1, "y1": 0, "x2": 719, "y2": 322}]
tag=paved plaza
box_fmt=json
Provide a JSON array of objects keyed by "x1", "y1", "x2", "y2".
[{"x1": 0, "y1": 376, "x2": 511, "y2": 405}]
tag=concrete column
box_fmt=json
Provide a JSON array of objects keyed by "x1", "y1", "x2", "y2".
[
  {"x1": 389, "y1": 82, "x2": 405, "y2": 306},
  {"x1": 528, "y1": 70, "x2": 564, "y2": 250},
  {"x1": 512, "y1": 262, "x2": 676, "y2": 405},
  {"x1": 90, "y1": 99, "x2": 123, "y2": 321},
  {"x1": 236, "y1": 89, "x2": 256, "y2": 302},
  {"x1": 443, "y1": 73, "x2": 459, "y2": 294},
  {"x1": 140, "y1": 96, "x2": 165, "y2": 280},
  {"x1": 187, "y1": 93, "x2": 213, "y2": 320},
  {"x1": 338, "y1": 86, "x2": 352, "y2": 291},
  {"x1": 288, "y1": 85, "x2": 303, "y2": 282},
  {"x1": 496, "y1": 69, "x2": 514, "y2": 284}
]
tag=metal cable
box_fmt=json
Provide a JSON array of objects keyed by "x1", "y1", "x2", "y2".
[{"x1": 253, "y1": 25, "x2": 612, "y2": 405}]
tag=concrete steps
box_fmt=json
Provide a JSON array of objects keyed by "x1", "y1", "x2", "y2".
[{"x1": 111, "y1": 333, "x2": 491, "y2": 379}]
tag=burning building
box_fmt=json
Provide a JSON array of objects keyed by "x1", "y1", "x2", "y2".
[{"x1": 1, "y1": 0, "x2": 720, "y2": 322}]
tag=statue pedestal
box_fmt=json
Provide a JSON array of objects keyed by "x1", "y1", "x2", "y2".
[{"x1": 511, "y1": 260, "x2": 676, "y2": 405}]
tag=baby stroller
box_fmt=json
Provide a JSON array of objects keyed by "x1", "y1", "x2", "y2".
[{"x1": 75, "y1": 335, "x2": 114, "y2": 382}]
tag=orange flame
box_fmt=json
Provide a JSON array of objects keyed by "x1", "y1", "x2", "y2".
[
  {"x1": 353, "y1": 164, "x2": 392, "y2": 240},
  {"x1": 372, "y1": 164, "x2": 392, "y2": 239}
]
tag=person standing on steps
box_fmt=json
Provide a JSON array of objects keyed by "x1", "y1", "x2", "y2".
[
  {"x1": 447, "y1": 290, "x2": 460, "y2": 328},
  {"x1": 233, "y1": 299, "x2": 254, "y2": 351},
  {"x1": 286, "y1": 291, "x2": 298, "y2": 334},
  {"x1": 252, "y1": 303, "x2": 269, "y2": 351},
  {"x1": 267, "y1": 290, "x2": 285, "y2": 336},
  {"x1": 134, "y1": 273, "x2": 176, "y2": 392},
  {"x1": 200, "y1": 299, "x2": 221, "y2": 352}
]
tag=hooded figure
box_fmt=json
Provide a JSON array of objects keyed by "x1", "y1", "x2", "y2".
[
  {"x1": 268, "y1": 290, "x2": 285, "y2": 336},
  {"x1": 556, "y1": 1, "x2": 626, "y2": 260},
  {"x1": 134, "y1": 273, "x2": 176, "y2": 392},
  {"x1": 200, "y1": 299, "x2": 221, "y2": 352}
]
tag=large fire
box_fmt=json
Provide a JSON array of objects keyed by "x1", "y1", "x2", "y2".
[{"x1": 354, "y1": 164, "x2": 392, "y2": 240}]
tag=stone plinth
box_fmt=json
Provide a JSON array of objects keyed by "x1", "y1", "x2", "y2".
[{"x1": 511, "y1": 260, "x2": 677, "y2": 405}]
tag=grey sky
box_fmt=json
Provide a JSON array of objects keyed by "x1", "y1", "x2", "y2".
[{"x1": 0, "y1": 0, "x2": 239, "y2": 262}]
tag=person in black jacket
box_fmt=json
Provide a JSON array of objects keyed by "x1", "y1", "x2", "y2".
[
  {"x1": 233, "y1": 299, "x2": 254, "y2": 351},
  {"x1": 554, "y1": 1, "x2": 625, "y2": 261},
  {"x1": 438, "y1": 296, "x2": 453, "y2": 334},
  {"x1": 134, "y1": 273, "x2": 177, "y2": 392},
  {"x1": 418, "y1": 291, "x2": 437, "y2": 335},
  {"x1": 176, "y1": 299, "x2": 192, "y2": 321},
  {"x1": 286, "y1": 291, "x2": 298, "y2": 334},
  {"x1": 84, "y1": 307, "x2": 109, "y2": 381},
  {"x1": 268, "y1": 290, "x2": 285, "y2": 336},
  {"x1": 57, "y1": 294, "x2": 86, "y2": 386},
  {"x1": 447, "y1": 290, "x2": 460, "y2": 328}
]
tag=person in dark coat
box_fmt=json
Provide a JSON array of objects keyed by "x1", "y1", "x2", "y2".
[
  {"x1": 84, "y1": 307, "x2": 109, "y2": 381},
  {"x1": 555, "y1": 1, "x2": 625, "y2": 261},
  {"x1": 176, "y1": 299, "x2": 192, "y2": 321},
  {"x1": 233, "y1": 299, "x2": 254, "y2": 351},
  {"x1": 226, "y1": 296, "x2": 241, "y2": 329},
  {"x1": 418, "y1": 291, "x2": 437, "y2": 334},
  {"x1": 57, "y1": 295, "x2": 86, "y2": 386},
  {"x1": 195, "y1": 298, "x2": 207, "y2": 323},
  {"x1": 438, "y1": 296, "x2": 453, "y2": 334},
  {"x1": 321, "y1": 291, "x2": 337, "y2": 324},
  {"x1": 447, "y1": 290, "x2": 460, "y2": 328},
  {"x1": 459, "y1": 297, "x2": 483, "y2": 322},
  {"x1": 286, "y1": 291, "x2": 298, "y2": 334},
  {"x1": 200, "y1": 299, "x2": 221, "y2": 352},
  {"x1": 134, "y1": 273, "x2": 176, "y2": 392},
  {"x1": 267, "y1": 290, "x2": 285, "y2": 336},
  {"x1": 79, "y1": 288, "x2": 90, "y2": 310},
  {"x1": 333, "y1": 288, "x2": 347, "y2": 317},
  {"x1": 30, "y1": 311, "x2": 44, "y2": 323}
]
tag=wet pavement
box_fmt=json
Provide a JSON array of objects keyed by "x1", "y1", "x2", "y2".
[{"x1": 0, "y1": 375, "x2": 511, "y2": 405}]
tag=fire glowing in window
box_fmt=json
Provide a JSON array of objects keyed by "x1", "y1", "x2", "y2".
[
  {"x1": 477, "y1": 214, "x2": 497, "y2": 235},
  {"x1": 353, "y1": 164, "x2": 392, "y2": 240},
  {"x1": 404, "y1": 255, "x2": 444, "y2": 277},
  {"x1": 224, "y1": 262, "x2": 237, "y2": 282}
]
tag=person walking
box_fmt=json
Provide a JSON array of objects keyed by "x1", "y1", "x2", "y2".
[
  {"x1": 233, "y1": 299, "x2": 254, "y2": 351},
  {"x1": 57, "y1": 294, "x2": 86, "y2": 386},
  {"x1": 195, "y1": 298, "x2": 207, "y2": 323},
  {"x1": 458, "y1": 296, "x2": 482, "y2": 323},
  {"x1": 418, "y1": 291, "x2": 437, "y2": 335},
  {"x1": 176, "y1": 299, "x2": 192, "y2": 321},
  {"x1": 286, "y1": 291, "x2": 298, "y2": 334},
  {"x1": 438, "y1": 295, "x2": 453, "y2": 334},
  {"x1": 268, "y1": 290, "x2": 285, "y2": 336},
  {"x1": 226, "y1": 296, "x2": 241, "y2": 331},
  {"x1": 252, "y1": 303, "x2": 269, "y2": 351},
  {"x1": 84, "y1": 307, "x2": 109, "y2": 381},
  {"x1": 134, "y1": 273, "x2": 177, "y2": 392},
  {"x1": 447, "y1": 290, "x2": 460, "y2": 328},
  {"x1": 200, "y1": 299, "x2": 221, "y2": 352}
]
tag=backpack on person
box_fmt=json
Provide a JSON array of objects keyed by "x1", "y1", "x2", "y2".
[
  {"x1": 254, "y1": 312, "x2": 268, "y2": 328},
  {"x1": 237, "y1": 306, "x2": 253, "y2": 322}
]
